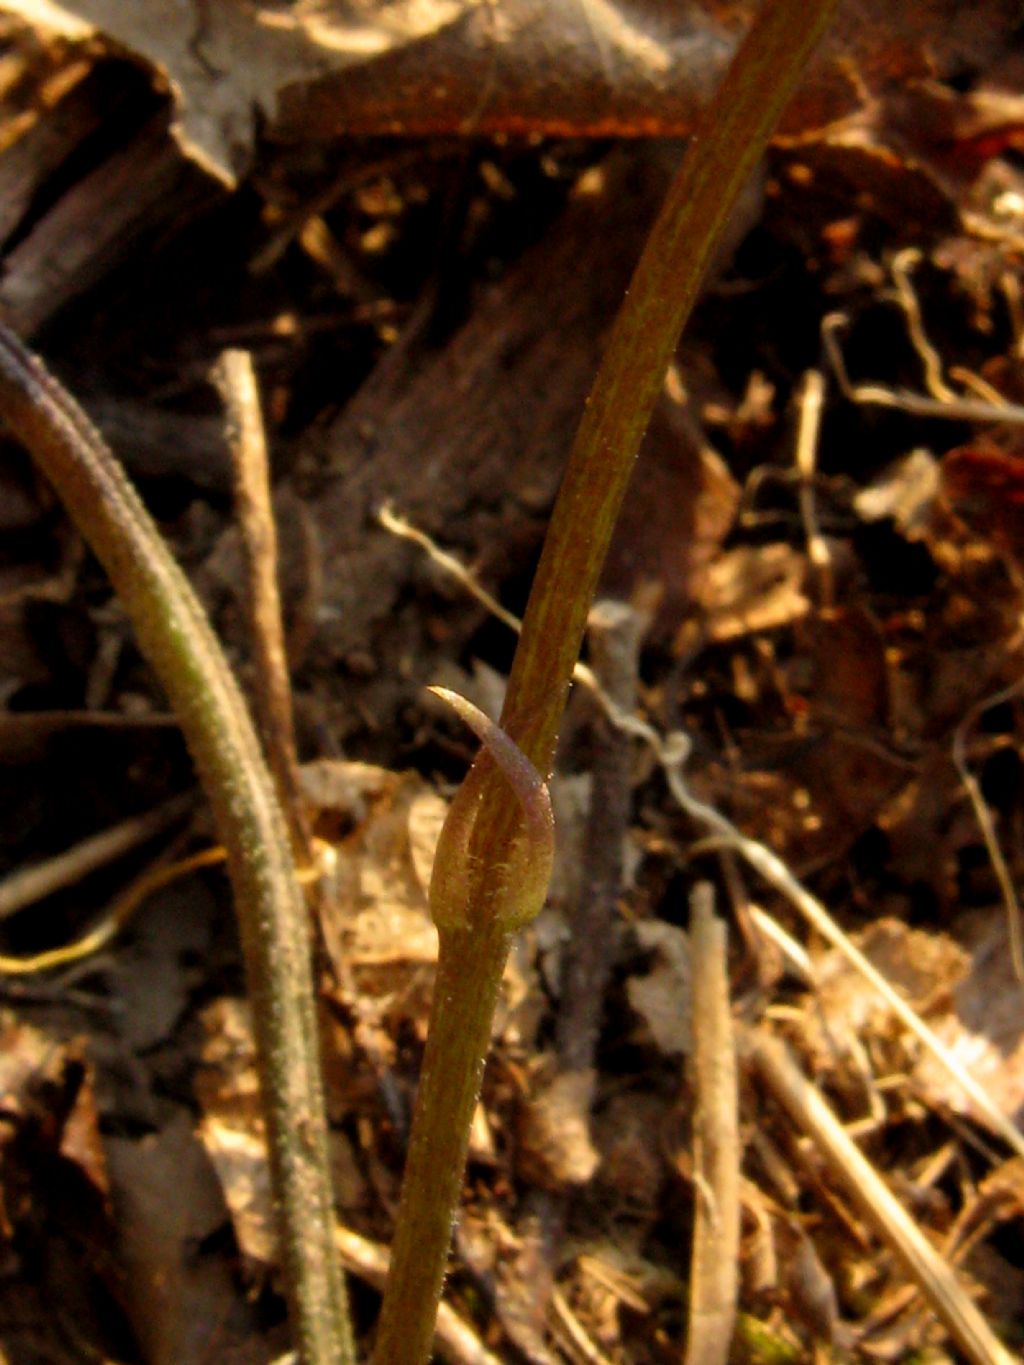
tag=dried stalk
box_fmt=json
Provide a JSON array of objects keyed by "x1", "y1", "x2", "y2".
[
  {"x1": 749, "y1": 1030, "x2": 1015, "y2": 1365},
  {"x1": 686, "y1": 884, "x2": 739, "y2": 1365},
  {"x1": 216, "y1": 348, "x2": 312, "y2": 861},
  {"x1": 0, "y1": 791, "x2": 193, "y2": 923}
]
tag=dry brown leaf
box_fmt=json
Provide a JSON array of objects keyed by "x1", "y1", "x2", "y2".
[
  {"x1": 1, "y1": 0, "x2": 476, "y2": 182},
  {"x1": 854, "y1": 449, "x2": 941, "y2": 537},
  {"x1": 194, "y1": 998, "x2": 276, "y2": 1266},
  {"x1": 876, "y1": 745, "x2": 977, "y2": 904},
  {"x1": 312, "y1": 765, "x2": 439, "y2": 992},
  {"x1": 815, "y1": 917, "x2": 969, "y2": 1040},
  {"x1": 806, "y1": 914, "x2": 1024, "y2": 1140},
  {"x1": 12, "y1": 0, "x2": 1022, "y2": 184},
  {"x1": 601, "y1": 409, "x2": 740, "y2": 634},
  {"x1": 591, "y1": 1089, "x2": 667, "y2": 1230},
  {"x1": 6, "y1": 0, "x2": 728, "y2": 182},
  {"x1": 516, "y1": 1066, "x2": 600, "y2": 1190},
  {"x1": 917, "y1": 913, "x2": 1024, "y2": 1131},
  {"x1": 195, "y1": 997, "x2": 365, "y2": 1268},
  {"x1": 753, "y1": 606, "x2": 912, "y2": 863},
  {"x1": 105, "y1": 1115, "x2": 258, "y2": 1365},
  {"x1": 626, "y1": 919, "x2": 691, "y2": 1056},
  {"x1": 0, "y1": 1017, "x2": 124, "y2": 1360},
  {"x1": 0, "y1": 1016, "x2": 107, "y2": 1194},
  {"x1": 800, "y1": 918, "x2": 971, "y2": 1125},
  {"x1": 697, "y1": 542, "x2": 810, "y2": 641},
  {"x1": 407, "y1": 787, "x2": 448, "y2": 898},
  {"x1": 776, "y1": 126, "x2": 959, "y2": 239}
]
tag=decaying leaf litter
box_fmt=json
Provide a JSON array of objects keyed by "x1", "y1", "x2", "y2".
[{"x1": 1, "y1": 0, "x2": 1024, "y2": 1359}]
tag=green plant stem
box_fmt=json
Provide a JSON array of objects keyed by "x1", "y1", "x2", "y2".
[
  {"x1": 0, "y1": 326, "x2": 354, "y2": 1365},
  {"x1": 374, "y1": 921, "x2": 510, "y2": 1364},
  {"x1": 501, "y1": 0, "x2": 839, "y2": 777},
  {"x1": 375, "y1": 2, "x2": 839, "y2": 1361}
]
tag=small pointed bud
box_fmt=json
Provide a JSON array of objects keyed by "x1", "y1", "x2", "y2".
[{"x1": 427, "y1": 687, "x2": 555, "y2": 932}]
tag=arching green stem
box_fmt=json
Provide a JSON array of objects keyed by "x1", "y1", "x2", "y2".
[
  {"x1": 0, "y1": 326, "x2": 354, "y2": 1365},
  {"x1": 374, "y1": 1, "x2": 840, "y2": 1361}
]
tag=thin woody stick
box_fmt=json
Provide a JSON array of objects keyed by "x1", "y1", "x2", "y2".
[
  {"x1": 686, "y1": 883, "x2": 739, "y2": 1365},
  {"x1": 0, "y1": 791, "x2": 193, "y2": 923},
  {"x1": 215, "y1": 348, "x2": 312, "y2": 863},
  {"x1": 331, "y1": 1223, "x2": 501, "y2": 1365}
]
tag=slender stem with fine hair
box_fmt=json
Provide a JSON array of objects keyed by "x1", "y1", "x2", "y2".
[
  {"x1": 373, "y1": 1, "x2": 840, "y2": 1360},
  {"x1": 0, "y1": 325, "x2": 354, "y2": 1365}
]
